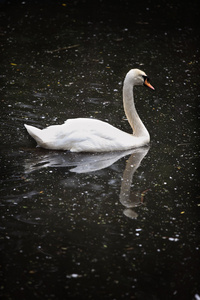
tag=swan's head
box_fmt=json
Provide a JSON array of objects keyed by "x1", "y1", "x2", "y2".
[{"x1": 125, "y1": 69, "x2": 155, "y2": 90}]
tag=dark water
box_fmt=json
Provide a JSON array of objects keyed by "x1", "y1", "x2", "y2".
[{"x1": 0, "y1": 1, "x2": 199, "y2": 299}]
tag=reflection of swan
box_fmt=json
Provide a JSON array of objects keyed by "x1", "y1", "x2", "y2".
[
  {"x1": 24, "y1": 69, "x2": 154, "y2": 152},
  {"x1": 24, "y1": 147, "x2": 149, "y2": 219},
  {"x1": 119, "y1": 147, "x2": 149, "y2": 219},
  {"x1": 24, "y1": 148, "x2": 142, "y2": 173}
]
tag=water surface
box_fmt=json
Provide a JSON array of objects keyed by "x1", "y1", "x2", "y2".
[{"x1": 0, "y1": 1, "x2": 199, "y2": 299}]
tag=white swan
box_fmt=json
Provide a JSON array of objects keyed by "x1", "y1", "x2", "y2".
[{"x1": 24, "y1": 69, "x2": 154, "y2": 152}]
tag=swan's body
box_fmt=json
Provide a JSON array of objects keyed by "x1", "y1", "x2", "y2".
[{"x1": 25, "y1": 69, "x2": 154, "y2": 152}]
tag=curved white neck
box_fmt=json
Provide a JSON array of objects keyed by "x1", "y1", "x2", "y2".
[{"x1": 123, "y1": 76, "x2": 149, "y2": 139}]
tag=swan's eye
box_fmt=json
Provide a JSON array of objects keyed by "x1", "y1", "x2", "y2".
[{"x1": 142, "y1": 75, "x2": 150, "y2": 82}]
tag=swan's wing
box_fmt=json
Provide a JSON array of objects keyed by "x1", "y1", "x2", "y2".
[
  {"x1": 25, "y1": 118, "x2": 142, "y2": 152},
  {"x1": 62, "y1": 118, "x2": 135, "y2": 152}
]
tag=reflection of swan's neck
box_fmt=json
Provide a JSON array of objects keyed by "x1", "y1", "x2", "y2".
[
  {"x1": 123, "y1": 76, "x2": 149, "y2": 139},
  {"x1": 119, "y1": 147, "x2": 149, "y2": 212},
  {"x1": 119, "y1": 151, "x2": 144, "y2": 208}
]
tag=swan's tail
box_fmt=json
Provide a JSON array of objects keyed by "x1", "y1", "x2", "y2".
[{"x1": 24, "y1": 124, "x2": 44, "y2": 146}]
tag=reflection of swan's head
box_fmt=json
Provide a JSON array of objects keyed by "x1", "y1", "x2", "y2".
[{"x1": 125, "y1": 69, "x2": 155, "y2": 90}]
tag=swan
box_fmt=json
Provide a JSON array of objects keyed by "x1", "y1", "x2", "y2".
[{"x1": 24, "y1": 69, "x2": 154, "y2": 152}]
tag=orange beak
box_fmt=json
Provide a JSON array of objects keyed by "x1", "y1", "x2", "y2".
[{"x1": 144, "y1": 78, "x2": 155, "y2": 90}]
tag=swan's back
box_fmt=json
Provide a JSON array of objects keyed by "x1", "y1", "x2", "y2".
[{"x1": 25, "y1": 118, "x2": 149, "y2": 152}]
